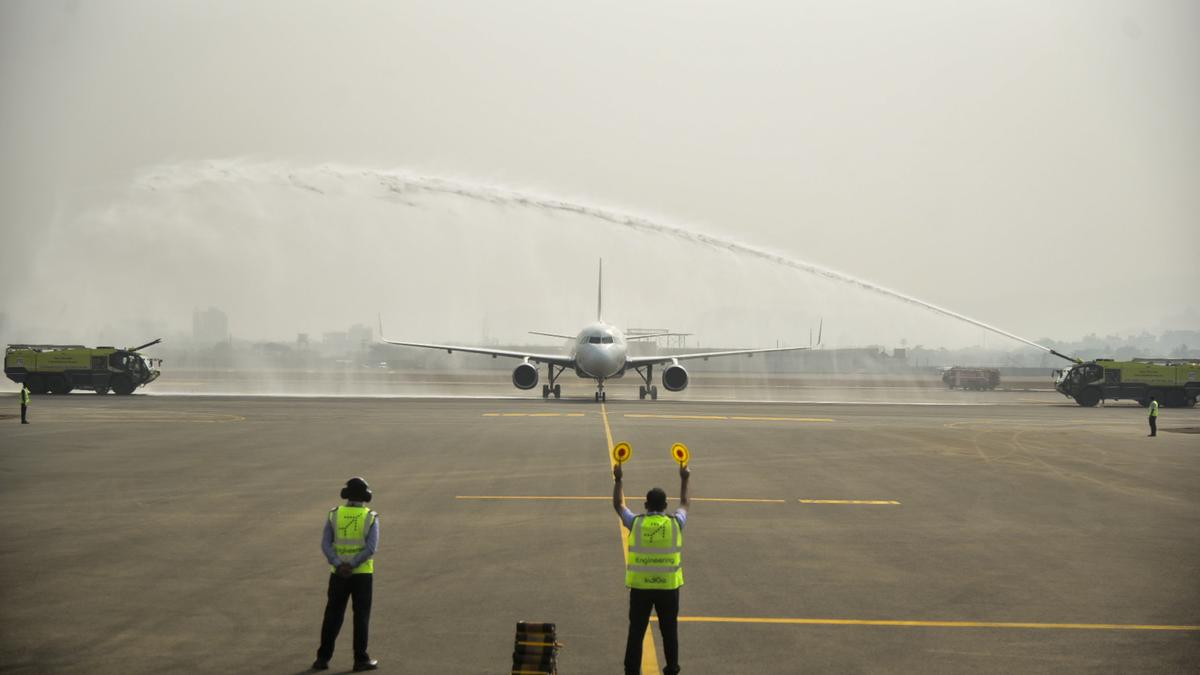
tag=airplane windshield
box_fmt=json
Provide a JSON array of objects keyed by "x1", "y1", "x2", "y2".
[
  {"x1": 602, "y1": 337, "x2": 614, "y2": 344},
  {"x1": 589, "y1": 336, "x2": 602, "y2": 344}
]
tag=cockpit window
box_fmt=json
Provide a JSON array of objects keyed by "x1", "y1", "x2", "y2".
[
  {"x1": 602, "y1": 336, "x2": 614, "y2": 344},
  {"x1": 589, "y1": 336, "x2": 602, "y2": 344}
]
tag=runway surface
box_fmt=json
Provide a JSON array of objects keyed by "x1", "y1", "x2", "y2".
[{"x1": 1, "y1": 385, "x2": 1198, "y2": 673}]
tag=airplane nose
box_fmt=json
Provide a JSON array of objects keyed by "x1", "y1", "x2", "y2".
[{"x1": 579, "y1": 346, "x2": 618, "y2": 378}]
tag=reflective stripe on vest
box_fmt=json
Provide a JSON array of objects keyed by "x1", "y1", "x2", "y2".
[
  {"x1": 1150, "y1": 401, "x2": 1159, "y2": 417},
  {"x1": 329, "y1": 505, "x2": 376, "y2": 574},
  {"x1": 625, "y1": 514, "x2": 683, "y2": 590},
  {"x1": 20, "y1": 387, "x2": 30, "y2": 404}
]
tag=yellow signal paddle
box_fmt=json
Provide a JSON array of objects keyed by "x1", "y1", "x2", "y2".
[
  {"x1": 612, "y1": 442, "x2": 632, "y2": 465},
  {"x1": 671, "y1": 443, "x2": 690, "y2": 467}
]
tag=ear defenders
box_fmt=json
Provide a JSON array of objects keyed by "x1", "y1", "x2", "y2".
[{"x1": 340, "y1": 476, "x2": 373, "y2": 502}]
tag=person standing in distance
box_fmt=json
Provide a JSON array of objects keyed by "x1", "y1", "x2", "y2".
[
  {"x1": 1148, "y1": 396, "x2": 1159, "y2": 437},
  {"x1": 313, "y1": 477, "x2": 380, "y2": 672},
  {"x1": 612, "y1": 462, "x2": 690, "y2": 675},
  {"x1": 19, "y1": 382, "x2": 31, "y2": 424}
]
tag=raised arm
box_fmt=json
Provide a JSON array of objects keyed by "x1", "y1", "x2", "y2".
[
  {"x1": 678, "y1": 465, "x2": 690, "y2": 510},
  {"x1": 612, "y1": 464, "x2": 625, "y2": 515}
]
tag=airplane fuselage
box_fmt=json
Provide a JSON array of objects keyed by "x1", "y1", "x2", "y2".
[{"x1": 570, "y1": 322, "x2": 627, "y2": 380}]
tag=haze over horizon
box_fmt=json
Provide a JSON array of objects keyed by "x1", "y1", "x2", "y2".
[{"x1": 2, "y1": 1, "x2": 1197, "y2": 350}]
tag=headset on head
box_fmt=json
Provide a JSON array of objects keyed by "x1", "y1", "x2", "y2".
[{"x1": 340, "y1": 476, "x2": 373, "y2": 503}]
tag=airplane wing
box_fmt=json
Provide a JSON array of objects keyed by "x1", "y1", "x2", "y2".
[
  {"x1": 626, "y1": 344, "x2": 814, "y2": 366},
  {"x1": 380, "y1": 338, "x2": 575, "y2": 367},
  {"x1": 625, "y1": 332, "x2": 691, "y2": 341}
]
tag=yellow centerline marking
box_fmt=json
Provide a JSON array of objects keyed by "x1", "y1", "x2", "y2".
[
  {"x1": 655, "y1": 616, "x2": 1200, "y2": 631},
  {"x1": 798, "y1": 499, "x2": 901, "y2": 505},
  {"x1": 601, "y1": 401, "x2": 659, "y2": 675},
  {"x1": 457, "y1": 496, "x2": 608, "y2": 501},
  {"x1": 455, "y1": 496, "x2": 786, "y2": 503},
  {"x1": 624, "y1": 413, "x2": 833, "y2": 422},
  {"x1": 694, "y1": 497, "x2": 786, "y2": 504}
]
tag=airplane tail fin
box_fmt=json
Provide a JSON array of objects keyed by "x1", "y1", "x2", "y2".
[{"x1": 597, "y1": 258, "x2": 603, "y2": 322}]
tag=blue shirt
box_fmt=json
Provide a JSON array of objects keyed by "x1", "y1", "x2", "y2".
[
  {"x1": 321, "y1": 503, "x2": 380, "y2": 569},
  {"x1": 619, "y1": 505, "x2": 687, "y2": 531}
]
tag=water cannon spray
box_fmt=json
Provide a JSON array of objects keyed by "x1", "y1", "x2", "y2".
[{"x1": 1049, "y1": 349, "x2": 1082, "y2": 365}]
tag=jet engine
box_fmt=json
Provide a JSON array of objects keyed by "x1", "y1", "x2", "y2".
[
  {"x1": 512, "y1": 362, "x2": 539, "y2": 390},
  {"x1": 662, "y1": 364, "x2": 689, "y2": 392}
]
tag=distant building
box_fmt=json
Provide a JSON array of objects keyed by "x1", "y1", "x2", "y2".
[
  {"x1": 348, "y1": 324, "x2": 372, "y2": 351},
  {"x1": 322, "y1": 331, "x2": 349, "y2": 355},
  {"x1": 193, "y1": 307, "x2": 229, "y2": 345}
]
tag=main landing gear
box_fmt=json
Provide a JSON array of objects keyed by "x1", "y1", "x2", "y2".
[
  {"x1": 635, "y1": 365, "x2": 658, "y2": 401},
  {"x1": 542, "y1": 364, "x2": 564, "y2": 399}
]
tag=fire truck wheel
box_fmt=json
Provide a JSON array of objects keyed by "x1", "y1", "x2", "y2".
[
  {"x1": 112, "y1": 375, "x2": 136, "y2": 395},
  {"x1": 48, "y1": 376, "x2": 72, "y2": 395},
  {"x1": 1076, "y1": 387, "x2": 1101, "y2": 407}
]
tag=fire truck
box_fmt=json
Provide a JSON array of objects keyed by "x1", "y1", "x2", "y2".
[
  {"x1": 1053, "y1": 358, "x2": 1199, "y2": 407},
  {"x1": 5, "y1": 339, "x2": 162, "y2": 395},
  {"x1": 942, "y1": 367, "x2": 1001, "y2": 391}
]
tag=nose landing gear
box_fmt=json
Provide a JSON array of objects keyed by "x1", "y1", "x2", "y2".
[{"x1": 594, "y1": 380, "x2": 607, "y2": 402}]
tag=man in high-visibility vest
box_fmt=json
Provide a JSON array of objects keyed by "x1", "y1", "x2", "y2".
[
  {"x1": 313, "y1": 477, "x2": 380, "y2": 672},
  {"x1": 1148, "y1": 396, "x2": 1159, "y2": 437},
  {"x1": 613, "y1": 462, "x2": 690, "y2": 675},
  {"x1": 19, "y1": 382, "x2": 31, "y2": 424}
]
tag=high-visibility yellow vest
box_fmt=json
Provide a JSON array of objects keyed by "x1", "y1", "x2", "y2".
[
  {"x1": 329, "y1": 505, "x2": 376, "y2": 574},
  {"x1": 20, "y1": 387, "x2": 30, "y2": 405},
  {"x1": 625, "y1": 514, "x2": 683, "y2": 590},
  {"x1": 1149, "y1": 400, "x2": 1159, "y2": 417}
]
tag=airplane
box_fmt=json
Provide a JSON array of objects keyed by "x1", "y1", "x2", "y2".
[{"x1": 380, "y1": 260, "x2": 820, "y2": 401}]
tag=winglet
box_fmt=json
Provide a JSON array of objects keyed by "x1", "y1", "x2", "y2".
[
  {"x1": 597, "y1": 258, "x2": 603, "y2": 322},
  {"x1": 378, "y1": 314, "x2": 385, "y2": 341},
  {"x1": 810, "y1": 318, "x2": 823, "y2": 348}
]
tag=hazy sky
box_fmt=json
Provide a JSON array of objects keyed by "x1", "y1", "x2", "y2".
[{"x1": 2, "y1": 0, "x2": 1197, "y2": 348}]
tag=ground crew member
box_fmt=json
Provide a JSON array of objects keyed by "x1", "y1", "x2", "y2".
[
  {"x1": 19, "y1": 382, "x2": 30, "y2": 424},
  {"x1": 612, "y1": 462, "x2": 690, "y2": 675},
  {"x1": 313, "y1": 477, "x2": 380, "y2": 672},
  {"x1": 1148, "y1": 396, "x2": 1159, "y2": 437}
]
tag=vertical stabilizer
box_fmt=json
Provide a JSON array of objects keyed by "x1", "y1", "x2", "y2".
[{"x1": 597, "y1": 258, "x2": 603, "y2": 322}]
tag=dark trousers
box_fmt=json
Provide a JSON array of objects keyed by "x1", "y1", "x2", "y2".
[
  {"x1": 624, "y1": 588, "x2": 680, "y2": 675},
  {"x1": 1149, "y1": 416, "x2": 1157, "y2": 436},
  {"x1": 20, "y1": 404, "x2": 27, "y2": 423},
  {"x1": 317, "y1": 573, "x2": 373, "y2": 662}
]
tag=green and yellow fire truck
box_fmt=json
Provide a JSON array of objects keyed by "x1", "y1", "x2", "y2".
[
  {"x1": 1053, "y1": 358, "x2": 1199, "y2": 408},
  {"x1": 4, "y1": 339, "x2": 162, "y2": 395}
]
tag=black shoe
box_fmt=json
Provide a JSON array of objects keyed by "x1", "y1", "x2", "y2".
[
  {"x1": 353, "y1": 659, "x2": 379, "y2": 671},
  {"x1": 21, "y1": 421, "x2": 29, "y2": 424},
  {"x1": 310, "y1": 659, "x2": 329, "y2": 671}
]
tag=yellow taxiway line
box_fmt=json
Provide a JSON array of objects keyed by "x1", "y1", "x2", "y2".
[
  {"x1": 656, "y1": 616, "x2": 1200, "y2": 631},
  {"x1": 455, "y1": 496, "x2": 788, "y2": 504},
  {"x1": 798, "y1": 499, "x2": 901, "y2": 505},
  {"x1": 624, "y1": 413, "x2": 834, "y2": 423},
  {"x1": 601, "y1": 401, "x2": 660, "y2": 675},
  {"x1": 456, "y1": 494, "x2": 614, "y2": 499}
]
